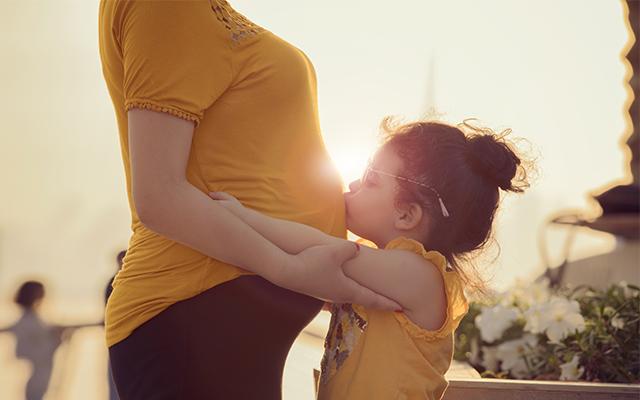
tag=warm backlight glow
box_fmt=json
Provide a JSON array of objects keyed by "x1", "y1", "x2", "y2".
[{"x1": 329, "y1": 149, "x2": 372, "y2": 191}]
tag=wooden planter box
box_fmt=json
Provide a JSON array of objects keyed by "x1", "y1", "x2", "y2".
[{"x1": 443, "y1": 378, "x2": 640, "y2": 400}]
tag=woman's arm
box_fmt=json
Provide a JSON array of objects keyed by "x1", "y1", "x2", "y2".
[
  {"x1": 209, "y1": 191, "x2": 441, "y2": 313},
  {"x1": 128, "y1": 109, "x2": 399, "y2": 310},
  {"x1": 130, "y1": 110, "x2": 295, "y2": 283}
]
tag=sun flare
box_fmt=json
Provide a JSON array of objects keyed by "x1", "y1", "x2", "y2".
[{"x1": 329, "y1": 149, "x2": 373, "y2": 191}]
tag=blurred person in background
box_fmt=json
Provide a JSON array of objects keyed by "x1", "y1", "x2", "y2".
[{"x1": 0, "y1": 280, "x2": 99, "y2": 400}]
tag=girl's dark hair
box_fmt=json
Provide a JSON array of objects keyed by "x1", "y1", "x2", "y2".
[
  {"x1": 14, "y1": 280, "x2": 45, "y2": 310},
  {"x1": 381, "y1": 118, "x2": 532, "y2": 296}
]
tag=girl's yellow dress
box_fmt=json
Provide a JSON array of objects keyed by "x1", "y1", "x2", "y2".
[{"x1": 318, "y1": 237, "x2": 469, "y2": 400}]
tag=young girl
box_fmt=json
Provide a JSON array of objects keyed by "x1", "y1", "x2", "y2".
[{"x1": 209, "y1": 119, "x2": 529, "y2": 399}]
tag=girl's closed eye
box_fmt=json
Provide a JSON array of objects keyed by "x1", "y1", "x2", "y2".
[
  {"x1": 363, "y1": 174, "x2": 375, "y2": 186},
  {"x1": 362, "y1": 169, "x2": 379, "y2": 187}
]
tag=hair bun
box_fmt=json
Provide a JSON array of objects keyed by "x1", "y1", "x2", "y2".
[{"x1": 466, "y1": 132, "x2": 522, "y2": 192}]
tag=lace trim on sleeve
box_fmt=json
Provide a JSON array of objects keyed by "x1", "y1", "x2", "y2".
[{"x1": 125, "y1": 99, "x2": 202, "y2": 126}]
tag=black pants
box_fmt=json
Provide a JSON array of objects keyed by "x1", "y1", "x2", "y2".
[{"x1": 109, "y1": 275, "x2": 322, "y2": 400}]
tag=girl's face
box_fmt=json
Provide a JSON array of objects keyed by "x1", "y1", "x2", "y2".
[{"x1": 344, "y1": 146, "x2": 404, "y2": 246}]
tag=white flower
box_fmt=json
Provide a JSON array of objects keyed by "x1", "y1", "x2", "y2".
[
  {"x1": 611, "y1": 316, "x2": 625, "y2": 330},
  {"x1": 480, "y1": 346, "x2": 500, "y2": 371},
  {"x1": 475, "y1": 305, "x2": 519, "y2": 343},
  {"x1": 507, "y1": 358, "x2": 530, "y2": 379},
  {"x1": 495, "y1": 334, "x2": 537, "y2": 378},
  {"x1": 500, "y1": 277, "x2": 551, "y2": 309},
  {"x1": 538, "y1": 297, "x2": 585, "y2": 343},
  {"x1": 523, "y1": 303, "x2": 545, "y2": 334},
  {"x1": 498, "y1": 282, "x2": 524, "y2": 308},
  {"x1": 524, "y1": 278, "x2": 552, "y2": 305},
  {"x1": 559, "y1": 355, "x2": 584, "y2": 381}
]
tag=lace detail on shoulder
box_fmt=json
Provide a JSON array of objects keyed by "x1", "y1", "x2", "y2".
[
  {"x1": 385, "y1": 237, "x2": 470, "y2": 341},
  {"x1": 209, "y1": 0, "x2": 265, "y2": 44}
]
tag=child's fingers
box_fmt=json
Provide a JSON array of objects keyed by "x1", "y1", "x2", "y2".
[{"x1": 329, "y1": 241, "x2": 360, "y2": 265}]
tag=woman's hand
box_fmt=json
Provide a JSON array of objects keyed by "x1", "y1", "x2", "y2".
[
  {"x1": 277, "y1": 241, "x2": 401, "y2": 311},
  {"x1": 209, "y1": 191, "x2": 246, "y2": 218}
]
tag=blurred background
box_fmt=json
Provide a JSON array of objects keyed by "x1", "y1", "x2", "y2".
[{"x1": 0, "y1": 0, "x2": 636, "y2": 399}]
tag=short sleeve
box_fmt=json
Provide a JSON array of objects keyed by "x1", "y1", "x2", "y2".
[
  {"x1": 116, "y1": 0, "x2": 233, "y2": 125},
  {"x1": 385, "y1": 237, "x2": 470, "y2": 341}
]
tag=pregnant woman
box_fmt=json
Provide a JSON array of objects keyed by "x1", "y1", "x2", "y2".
[{"x1": 98, "y1": 1, "x2": 397, "y2": 399}]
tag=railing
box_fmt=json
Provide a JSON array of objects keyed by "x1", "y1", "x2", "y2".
[{"x1": 443, "y1": 378, "x2": 640, "y2": 400}]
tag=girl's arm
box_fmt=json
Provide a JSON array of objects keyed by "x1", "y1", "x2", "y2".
[
  {"x1": 208, "y1": 191, "x2": 338, "y2": 254},
  {"x1": 209, "y1": 192, "x2": 443, "y2": 315}
]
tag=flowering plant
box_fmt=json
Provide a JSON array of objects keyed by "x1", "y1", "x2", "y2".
[{"x1": 454, "y1": 279, "x2": 640, "y2": 383}]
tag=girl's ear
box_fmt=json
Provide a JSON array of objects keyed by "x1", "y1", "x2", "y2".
[{"x1": 394, "y1": 202, "x2": 424, "y2": 231}]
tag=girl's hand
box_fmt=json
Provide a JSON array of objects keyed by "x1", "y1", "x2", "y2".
[
  {"x1": 208, "y1": 191, "x2": 246, "y2": 218},
  {"x1": 279, "y1": 241, "x2": 401, "y2": 311}
]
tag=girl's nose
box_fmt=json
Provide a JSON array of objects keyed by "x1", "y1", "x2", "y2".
[{"x1": 348, "y1": 179, "x2": 361, "y2": 193}]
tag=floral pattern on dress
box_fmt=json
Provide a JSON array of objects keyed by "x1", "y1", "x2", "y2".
[
  {"x1": 209, "y1": 0, "x2": 265, "y2": 44},
  {"x1": 319, "y1": 303, "x2": 368, "y2": 385}
]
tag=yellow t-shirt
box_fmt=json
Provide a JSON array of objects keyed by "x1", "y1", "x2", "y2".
[
  {"x1": 98, "y1": 0, "x2": 346, "y2": 347},
  {"x1": 318, "y1": 237, "x2": 469, "y2": 400}
]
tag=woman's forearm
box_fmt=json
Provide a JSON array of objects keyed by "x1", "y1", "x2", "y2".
[{"x1": 138, "y1": 181, "x2": 292, "y2": 283}]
